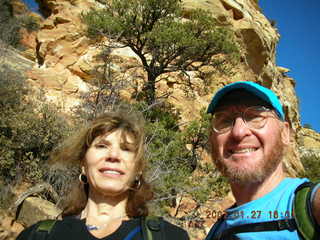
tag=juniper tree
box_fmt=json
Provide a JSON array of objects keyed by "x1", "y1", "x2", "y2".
[{"x1": 82, "y1": 0, "x2": 239, "y2": 105}]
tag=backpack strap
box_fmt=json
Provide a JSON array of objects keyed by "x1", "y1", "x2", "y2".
[
  {"x1": 294, "y1": 181, "x2": 320, "y2": 240},
  {"x1": 207, "y1": 181, "x2": 320, "y2": 240},
  {"x1": 124, "y1": 226, "x2": 142, "y2": 240},
  {"x1": 210, "y1": 218, "x2": 296, "y2": 240},
  {"x1": 205, "y1": 214, "x2": 226, "y2": 240},
  {"x1": 141, "y1": 216, "x2": 163, "y2": 240},
  {"x1": 30, "y1": 219, "x2": 57, "y2": 240}
]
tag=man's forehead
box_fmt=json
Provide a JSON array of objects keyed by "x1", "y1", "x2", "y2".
[{"x1": 214, "y1": 89, "x2": 272, "y2": 110}]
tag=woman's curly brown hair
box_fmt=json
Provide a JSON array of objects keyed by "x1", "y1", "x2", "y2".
[{"x1": 50, "y1": 110, "x2": 153, "y2": 218}]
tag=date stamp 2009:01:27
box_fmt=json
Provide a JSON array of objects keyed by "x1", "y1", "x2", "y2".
[{"x1": 208, "y1": 210, "x2": 294, "y2": 220}]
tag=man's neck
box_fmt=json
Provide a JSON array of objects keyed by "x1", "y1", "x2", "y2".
[{"x1": 230, "y1": 164, "x2": 286, "y2": 206}]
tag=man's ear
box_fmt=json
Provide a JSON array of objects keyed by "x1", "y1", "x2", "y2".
[
  {"x1": 208, "y1": 131, "x2": 217, "y2": 153},
  {"x1": 280, "y1": 121, "x2": 290, "y2": 145}
]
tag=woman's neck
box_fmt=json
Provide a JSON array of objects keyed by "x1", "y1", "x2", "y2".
[{"x1": 81, "y1": 189, "x2": 129, "y2": 223}]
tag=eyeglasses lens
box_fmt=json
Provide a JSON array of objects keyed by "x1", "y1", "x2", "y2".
[{"x1": 212, "y1": 106, "x2": 270, "y2": 133}]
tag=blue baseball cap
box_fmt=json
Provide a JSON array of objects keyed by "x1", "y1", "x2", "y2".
[{"x1": 207, "y1": 81, "x2": 285, "y2": 120}]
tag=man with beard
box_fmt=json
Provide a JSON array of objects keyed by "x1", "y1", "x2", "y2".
[{"x1": 205, "y1": 81, "x2": 320, "y2": 240}]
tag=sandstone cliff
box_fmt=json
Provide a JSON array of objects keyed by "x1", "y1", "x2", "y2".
[
  {"x1": 20, "y1": 0, "x2": 299, "y2": 125},
  {"x1": 21, "y1": 0, "x2": 308, "y2": 174},
  {"x1": 1, "y1": 0, "x2": 319, "y2": 239}
]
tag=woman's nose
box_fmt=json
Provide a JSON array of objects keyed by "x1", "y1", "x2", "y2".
[{"x1": 106, "y1": 146, "x2": 121, "y2": 162}]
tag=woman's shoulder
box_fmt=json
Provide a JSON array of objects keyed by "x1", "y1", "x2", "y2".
[
  {"x1": 16, "y1": 222, "x2": 38, "y2": 240},
  {"x1": 16, "y1": 217, "x2": 88, "y2": 240}
]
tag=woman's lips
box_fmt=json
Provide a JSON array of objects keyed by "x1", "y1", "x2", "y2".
[{"x1": 99, "y1": 167, "x2": 124, "y2": 176}]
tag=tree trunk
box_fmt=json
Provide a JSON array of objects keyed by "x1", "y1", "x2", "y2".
[{"x1": 144, "y1": 72, "x2": 157, "y2": 105}]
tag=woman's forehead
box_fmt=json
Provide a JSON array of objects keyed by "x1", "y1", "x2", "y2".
[{"x1": 93, "y1": 129, "x2": 135, "y2": 143}]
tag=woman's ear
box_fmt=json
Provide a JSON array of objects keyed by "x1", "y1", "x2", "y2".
[
  {"x1": 81, "y1": 164, "x2": 86, "y2": 175},
  {"x1": 280, "y1": 121, "x2": 290, "y2": 145}
]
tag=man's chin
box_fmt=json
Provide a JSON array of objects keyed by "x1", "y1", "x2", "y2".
[
  {"x1": 214, "y1": 135, "x2": 284, "y2": 185},
  {"x1": 223, "y1": 167, "x2": 266, "y2": 185}
]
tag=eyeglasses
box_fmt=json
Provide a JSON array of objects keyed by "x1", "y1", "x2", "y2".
[{"x1": 211, "y1": 106, "x2": 278, "y2": 134}]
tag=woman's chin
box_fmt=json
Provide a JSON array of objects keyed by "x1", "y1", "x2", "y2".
[{"x1": 92, "y1": 184, "x2": 130, "y2": 198}]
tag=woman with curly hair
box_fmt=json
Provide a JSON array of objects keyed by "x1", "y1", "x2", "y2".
[{"x1": 17, "y1": 110, "x2": 189, "y2": 240}]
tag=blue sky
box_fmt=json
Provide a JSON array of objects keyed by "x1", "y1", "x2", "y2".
[
  {"x1": 260, "y1": 1, "x2": 320, "y2": 132},
  {"x1": 22, "y1": 0, "x2": 319, "y2": 132},
  {"x1": 22, "y1": 0, "x2": 38, "y2": 12}
]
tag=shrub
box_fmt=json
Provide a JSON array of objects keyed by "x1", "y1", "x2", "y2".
[
  {"x1": 0, "y1": 65, "x2": 73, "y2": 184},
  {"x1": 0, "y1": 0, "x2": 20, "y2": 47},
  {"x1": 0, "y1": 0, "x2": 39, "y2": 48},
  {"x1": 0, "y1": 17, "x2": 21, "y2": 48},
  {"x1": 18, "y1": 15, "x2": 40, "y2": 32},
  {"x1": 0, "y1": 181, "x2": 15, "y2": 209},
  {"x1": 131, "y1": 102, "x2": 227, "y2": 216}
]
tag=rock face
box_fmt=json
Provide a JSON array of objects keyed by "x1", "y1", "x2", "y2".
[
  {"x1": 299, "y1": 128, "x2": 320, "y2": 157},
  {"x1": 4, "y1": 0, "x2": 319, "y2": 239},
  {"x1": 22, "y1": 0, "x2": 296, "y2": 122},
  {"x1": 17, "y1": 197, "x2": 61, "y2": 227},
  {"x1": 0, "y1": 40, "x2": 34, "y2": 73},
  {"x1": 184, "y1": 0, "x2": 279, "y2": 81}
]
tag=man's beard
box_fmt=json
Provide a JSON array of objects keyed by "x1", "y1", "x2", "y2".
[{"x1": 212, "y1": 134, "x2": 285, "y2": 185}]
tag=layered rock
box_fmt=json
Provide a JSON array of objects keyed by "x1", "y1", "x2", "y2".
[
  {"x1": 0, "y1": 40, "x2": 34, "y2": 72},
  {"x1": 299, "y1": 128, "x2": 320, "y2": 157},
  {"x1": 21, "y1": 0, "x2": 301, "y2": 129},
  {"x1": 8, "y1": 1, "x2": 288, "y2": 100}
]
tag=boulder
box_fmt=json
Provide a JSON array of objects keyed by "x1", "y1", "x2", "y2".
[{"x1": 16, "y1": 197, "x2": 61, "y2": 227}]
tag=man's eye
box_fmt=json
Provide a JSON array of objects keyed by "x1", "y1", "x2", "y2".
[
  {"x1": 217, "y1": 116, "x2": 233, "y2": 125},
  {"x1": 245, "y1": 111, "x2": 265, "y2": 121}
]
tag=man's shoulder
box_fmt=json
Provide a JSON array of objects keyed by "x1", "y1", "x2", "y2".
[
  {"x1": 268, "y1": 177, "x2": 309, "y2": 198},
  {"x1": 282, "y1": 177, "x2": 309, "y2": 185},
  {"x1": 278, "y1": 177, "x2": 308, "y2": 187}
]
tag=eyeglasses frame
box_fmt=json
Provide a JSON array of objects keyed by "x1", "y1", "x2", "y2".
[{"x1": 211, "y1": 106, "x2": 281, "y2": 134}]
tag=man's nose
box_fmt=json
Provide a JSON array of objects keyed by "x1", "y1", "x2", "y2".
[{"x1": 230, "y1": 116, "x2": 251, "y2": 139}]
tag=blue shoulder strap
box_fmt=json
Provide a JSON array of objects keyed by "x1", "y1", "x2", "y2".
[
  {"x1": 124, "y1": 226, "x2": 141, "y2": 240},
  {"x1": 205, "y1": 214, "x2": 225, "y2": 240}
]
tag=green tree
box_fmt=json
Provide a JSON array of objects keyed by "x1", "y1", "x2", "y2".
[{"x1": 82, "y1": 0, "x2": 239, "y2": 104}]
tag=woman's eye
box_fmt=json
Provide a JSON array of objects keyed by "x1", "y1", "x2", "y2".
[
  {"x1": 121, "y1": 144, "x2": 134, "y2": 152},
  {"x1": 95, "y1": 144, "x2": 108, "y2": 148},
  {"x1": 122, "y1": 146, "x2": 131, "y2": 152}
]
